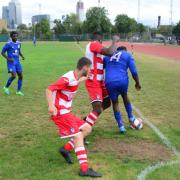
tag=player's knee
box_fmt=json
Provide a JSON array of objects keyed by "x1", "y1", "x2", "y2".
[
  {"x1": 93, "y1": 107, "x2": 102, "y2": 115},
  {"x1": 103, "y1": 98, "x2": 111, "y2": 110},
  {"x1": 85, "y1": 124, "x2": 92, "y2": 134},
  {"x1": 11, "y1": 73, "x2": 16, "y2": 79},
  {"x1": 74, "y1": 132, "x2": 83, "y2": 142},
  {"x1": 18, "y1": 73, "x2": 23, "y2": 80}
]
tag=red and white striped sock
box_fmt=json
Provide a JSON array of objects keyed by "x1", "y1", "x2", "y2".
[
  {"x1": 75, "y1": 146, "x2": 89, "y2": 172},
  {"x1": 63, "y1": 138, "x2": 74, "y2": 152},
  {"x1": 86, "y1": 111, "x2": 98, "y2": 126}
]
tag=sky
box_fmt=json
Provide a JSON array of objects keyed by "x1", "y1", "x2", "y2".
[{"x1": 0, "y1": 0, "x2": 180, "y2": 27}]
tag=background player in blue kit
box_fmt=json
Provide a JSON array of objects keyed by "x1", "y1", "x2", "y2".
[
  {"x1": 1, "y1": 31, "x2": 25, "y2": 96},
  {"x1": 104, "y1": 46, "x2": 141, "y2": 133}
]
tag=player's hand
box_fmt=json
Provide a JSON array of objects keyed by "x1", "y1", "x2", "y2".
[
  {"x1": 48, "y1": 105, "x2": 57, "y2": 116},
  {"x1": 79, "y1": 76, "x2": 88, "y2": 82},
  {"x1": 135, "y1": 83, "x2": 141, "y2": 91},
  {"x1": 112, "y1": 35, "x2": 120, "y2": 43},
  {"x1": 7, "y1": 57, "x2": 14, "y2": 62}
]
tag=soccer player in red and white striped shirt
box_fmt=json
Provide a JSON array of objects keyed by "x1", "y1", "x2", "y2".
[
  {"x1": 85, "y1": 32, "x2": 120, "y2": 127},
  {"x1": 46, "y1": 57, "x2": 102, "y2": 177}
]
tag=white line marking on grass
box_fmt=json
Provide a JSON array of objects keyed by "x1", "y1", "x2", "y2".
[
  {"x1": 74, "y1": 42, "x2": 180, "y2": 180},
  {"x1": 132, "y1": 105, "x2": 180, "y2": 180}
]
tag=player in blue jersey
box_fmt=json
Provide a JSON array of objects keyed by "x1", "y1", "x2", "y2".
[
  {"x1": 1, "y1": 31, "x2": 25, "y2": 96},
  {"x1": 104, "y1": 46, "x2": 141, "y2": 133}
]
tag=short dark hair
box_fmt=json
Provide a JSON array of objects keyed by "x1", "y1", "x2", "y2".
[
  {"x1": 91, "y1": 31, "x2": 103, "y2": 40},
  {"x1": 77, "y1": 57, "x2": 92, "y2": 70},
  {"x1": 10, "y1": 31, "x2": 18, "y2": 38},
  {"x1": 117, "y1": 46, "x2": 127, "y2": 51}
]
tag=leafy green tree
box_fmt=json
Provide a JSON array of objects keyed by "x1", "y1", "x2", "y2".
[
  {"x1": 137, "y1": 23, "x2": 146, "y2": 35},
  {"x1": 17, "y1": 24, "x2": 28, "y2": 31},
  {"x1": 1, "y1": 28, "x2": 8, "y2": 34},
  {"x1": 83, "y1": 7, "x2": 112, "y2": 33},
  {"x1": 114, "y1": 14, "x2": 137, "y2": 33},
  {"x1": 53, "y1": 19, "x2": 65, "y2": 34},
  {"x1": 173, "y1": 21, "x2": 180, "y2": 36},
  {"x1": 34, "y1": 19, "x2": 51, "y2": 40},
  {"x1": 62, "y1": 13, "x2": 82, "y2": 34}
]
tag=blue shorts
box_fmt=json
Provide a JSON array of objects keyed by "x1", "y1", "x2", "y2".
[
  {"x1": 105, "y1": 80, "x2": 129, "y2": 102},
  {"x1": 7, "y1": 61, "x2": 22, "y2": 73}
]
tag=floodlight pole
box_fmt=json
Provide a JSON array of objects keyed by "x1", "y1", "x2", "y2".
[
  {"x1": 137, "y1": 0, "x2": 140, "y2": 23},
  {"x1": 169, "y1": 0, "x2": 173, "y2": 35},
  {"x1": 98, "y1": 0, "x2": 101, "y2": 7},
  {"x1": 97, "y1": 0, "x2": 101, "y2": 31}
]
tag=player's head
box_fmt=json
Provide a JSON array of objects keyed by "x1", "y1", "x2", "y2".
[
  {"x1": 117, "y1": 46, "x2": 127, "y2": 51},
  {"x1": 10, "y1": 31, "x2": 18, "y2": 42},
  {"x1": 77, "y1": 57, "x2": 92, "y2": 77},
  {"x1": 92, "y1": 32, "x2": 103, "y2": 42}
]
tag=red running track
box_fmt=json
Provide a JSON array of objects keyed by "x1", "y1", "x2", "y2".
[{"x1": 103, "y1": 42, "x2": 180, "y2": 61}]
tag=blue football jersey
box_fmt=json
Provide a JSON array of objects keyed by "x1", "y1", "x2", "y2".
[
  {"x1": 1, "y1": 41, "x2": 21, "y2": 62},
  {"x1": 104, "y1": 50, "x2": 138, "y2": 84}
]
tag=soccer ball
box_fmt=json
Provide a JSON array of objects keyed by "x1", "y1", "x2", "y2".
[{"x1": 131, "y1": 118, "x2": 143, "y2": 130}]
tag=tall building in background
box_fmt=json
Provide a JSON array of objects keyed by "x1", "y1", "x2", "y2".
[
  {"x1": 32, "y1": 14, "x2": 50, "y2": 25},
  {"x1": 2, "y1": 0, "x2": 22, "y2": 29},
  {"x1": 2, "y1": 6, "x2": 9, "y2": 27},
  {"x1": 76, "y1": 0, "x2": 85, "y2": 22}
]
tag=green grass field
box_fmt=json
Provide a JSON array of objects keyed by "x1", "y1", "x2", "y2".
[{"x1": 0, "y1": 42, "x2": 180, "y2": 180}]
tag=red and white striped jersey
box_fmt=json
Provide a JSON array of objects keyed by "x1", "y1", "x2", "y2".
[
  {"x1": 48, "y1": 71, "x2": 79, "y2": 115},
  {"x1": 85, "y1": 41, "x2": 104, "y2": 82}
]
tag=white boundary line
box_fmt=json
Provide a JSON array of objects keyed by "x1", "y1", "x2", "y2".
[
  {"x1": 74, "y1": 41, "x2": 180, "y2": 180},
  {"x1": 132, "y1": 105, "x2": 180, "y2": 180}
]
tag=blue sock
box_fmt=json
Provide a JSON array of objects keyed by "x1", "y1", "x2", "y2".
[
  {"x1": 125, "y1": 103, "x2": 134, "y2": 120},
  {"x1": 114, "y1": 111, "x2": 123, "y2": 128},
  {"x1": 17, "y1": 79, "x2": 22, "y2": 91},
  {"x1": 5, "y1": 77, "x2": 15, "y2": 88}
]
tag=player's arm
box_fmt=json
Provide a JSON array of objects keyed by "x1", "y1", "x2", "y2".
[
  {"x1": 90, "y1": 35, "x2": 119, "y2": 56},
  {"x1": 46, "y1": 89, "x2": 57, "y2": 116},
  {"x1": 19, "y1": 44, "x2": 25, "y2": 60},
  {"x1": 20, "y1": 51, "x2": 25, "y2": 60},
  {"x1": 101, "y1": 35, "x2": 120, "y2": 56},
  {"x1": 128, "y1": 55, "x2": 141, "y2": 91},
  {"x1": 1, "y1": 44, "x2": 14, "y2": 62},
  {"x1": 46, "y1": 77, "x2": 69, "y2": 115}
]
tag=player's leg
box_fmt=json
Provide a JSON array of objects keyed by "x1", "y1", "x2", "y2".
[
  {"x1": 112, "y1": 99, "x2": 126, "y2": 133},
  {"x1": 85, "y1": 101, "x2": 102, "y2": 127},
  {"x1": 102, "y1": 81, "x2": 111, "y2": 110},
  {"x1": 3, "y1": 71, "x2": 16, "y2": 95},
  {"x1": 16, "y1": 72, "x2": 24, "y2": 96},
  {"x1": 62, "y1": 120, "x2": 92, "y2": 153},
  {"x1": 106, "y1": 82, "x2": 126, "y2": 133},
  {"x1": 56, "y1": 114, "x2": 102, "y2": 177},
  {"x1": 84, "y1": 84, "x2": 103, "y2": 127},
  {"x1": 121, "y1": 93, "x2": 135, "y2": 123},
  {"x1": 74, "y1": 132, "x2": 102, "y2": 177},
  {"x1": 16, "y1": 63, "x2": 24, "y2": 96},
  {"x1": 85, "y1": 81, "x2": 111, "y2": 127}
]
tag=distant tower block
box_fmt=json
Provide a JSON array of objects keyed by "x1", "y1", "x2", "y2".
[
  {"x1": 76, "y1": 0, "x2": 85, "y2": 22},
  {"x1": 158, "y1": 16, "x2": 161, "y2": 28},
  {"x1": 169, "y1": 0, "x2": 173, "y2": 25}
]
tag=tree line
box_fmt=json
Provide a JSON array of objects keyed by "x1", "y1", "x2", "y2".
[{"x1": 1, "y1": 7, "x2": 180, "y2": 39}]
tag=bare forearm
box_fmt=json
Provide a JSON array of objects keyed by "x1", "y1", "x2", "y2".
[
  {"x1": 1, "y1": 52, "x2": 7, "y2": 60},
  {"x1": 46, "y1": 89, "x2": 53, "y2": 106},
  {"x1": 101, "y1": 35, "x2": 120, "y2": 56},
  {"x1": 106, "y1": 41, "x2": 117, "y2": 55},
  {"x1": 20, "y1": 52, "x2": 24, "y2": 59},
  {"x1": 133, "y1": 75, "x2": 140, "y2": 84}
]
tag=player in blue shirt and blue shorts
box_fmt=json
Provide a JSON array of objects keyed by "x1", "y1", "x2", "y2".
[
  {"x1": 104, "y1": 46, "x2": 141, "y2": 133},
  {"x1": 1, "y1": 31, "x2": 25, "y2": 96}
]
